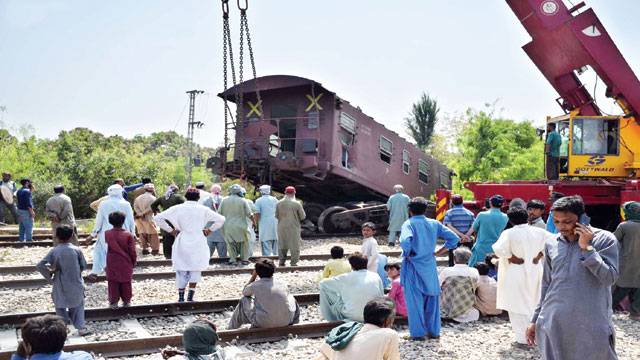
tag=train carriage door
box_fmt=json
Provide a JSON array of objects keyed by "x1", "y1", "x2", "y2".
[
  {"x1": 339, "y1": 112, "x2": 357, "y2": 169},
  {"x1": 272, "y1": 105, "x2": 297, "y2": 154}
]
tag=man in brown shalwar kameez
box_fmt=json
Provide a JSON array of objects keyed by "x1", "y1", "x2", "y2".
[
  {"x1": 45, "y1": 185, "x2": 78, "y2": 245},
  {"x1": 134, "y1": 183, "x2": 160, "y2": 255}
]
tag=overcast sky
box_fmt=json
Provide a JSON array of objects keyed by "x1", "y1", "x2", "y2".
[{"x1": 1, "y1": 0, "x2": 638, "y2": 147}]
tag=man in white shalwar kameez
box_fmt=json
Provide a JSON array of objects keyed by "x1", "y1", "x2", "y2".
[
  {"x1": 154, "y1": 188, "x2": 225, "y2": 302},
  {"x1": 88, "y1": 184, "x2": 135, "y2": 279},
  {"x1": 492, "y1": 207, "x2": 550, "y2": 346}
]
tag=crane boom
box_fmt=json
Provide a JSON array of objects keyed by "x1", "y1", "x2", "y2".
[{"x1": 506, "y1": 0, "x2": 640, "y2": 117}]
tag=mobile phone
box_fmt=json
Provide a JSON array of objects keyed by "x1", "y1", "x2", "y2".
[{"x1": 578, "y1": 215, "x2": 590, "y2": 226}]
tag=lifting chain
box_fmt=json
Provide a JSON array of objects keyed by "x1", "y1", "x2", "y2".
[
  {"x1": 221, "y1": 0, "x2": 262, "y2": 181},
  {"x1": 240, "y1": 6, "x2": 263, "y2": 119},
  {"x1": 221, "y1": 0, "x2": 238, "y2": 179}
]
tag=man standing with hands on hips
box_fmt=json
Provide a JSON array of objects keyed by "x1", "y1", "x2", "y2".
[{"x1": 526, "y1": 195, "x2": 619, "y2": 360}]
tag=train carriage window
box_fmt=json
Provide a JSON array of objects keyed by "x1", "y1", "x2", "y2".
[
  {"x1": 572, "y1": 118, "x2": 619, "y2": 155},
  {"x1": 379, "y1": 136, "x2": 393, "y2": 164},
  {"x1": 439, "y1": 169, "x2": 450, "y2": 189},
  {"x1": 339, "y1": 112, "x2": 357, "y2": 134},
  {"x1": 402, "y1": 150, "x2": 410, "y2": 174},
  {"x1": 418, "y1": 159, "x2": 429, "y2": 184}
]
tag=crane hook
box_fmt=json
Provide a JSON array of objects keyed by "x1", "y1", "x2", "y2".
[{"x1": 221, "y1": 0, "x2": 229, "y2": 18}]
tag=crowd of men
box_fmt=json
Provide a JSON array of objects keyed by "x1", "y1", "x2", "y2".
[{"x1": 3, "y1": 174, "x2": 639, "y2": 360}]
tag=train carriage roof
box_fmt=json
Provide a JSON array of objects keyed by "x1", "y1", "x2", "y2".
[{"x1": 217, "y1": 75, "x2": 334, "y2": 102}]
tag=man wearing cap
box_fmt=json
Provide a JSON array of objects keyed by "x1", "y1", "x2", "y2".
[
  {"x1": 443, "y1": 194, "x2": 475, "y2": 266},
  {"x1": 45, "y1": 185, "x2": 78, "y2": 245},
  {"x1": 0, "y1": 172, "x2": 18, "y2": 224},
  {"x1": 150, "y1": 184, "x2": 186, "y2": 259},
  {"x1": 239, "y1": 187, "x2": 258, "y2": 260},
  {"x1": 88, "y1": 184, "x2": 135, "y2": 278},
  {"x1": 255, "y1": 185, "x2": 279, "y2": 256},
  {"x1": 219, "y1": 184, "x2": 253, "y2": 265},
  {"x1": 16, "y1": 179, "x2": 35, "y2": 242},
  {"x1": 386, "y1": 184, "x2": 410, "y2": 247},
  {"x1": 195, "y1": 181, "x2": 212, "y2": 206},
  {"x1": 276, "y1": 186, "x2": 306, "y2": 266},
  {"x1": 466, "y1": 195, "x2": 508, "y2": 266},
  {"x1": 134, "y1": 183, "x2": 160, "y2": 255}
]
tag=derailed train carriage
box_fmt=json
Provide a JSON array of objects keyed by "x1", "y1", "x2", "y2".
[{"x1": 207, "y1": 75, "x2": 453, "y2": 232}]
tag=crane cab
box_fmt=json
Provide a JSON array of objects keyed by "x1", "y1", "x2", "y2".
[{"x1": 549, "y1": 113, "x2": 640, "y2": 179}]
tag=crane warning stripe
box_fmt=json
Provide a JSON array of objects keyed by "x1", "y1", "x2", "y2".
[{"x1": 435, "y1": 197, "x2": 447, "y2": 221}]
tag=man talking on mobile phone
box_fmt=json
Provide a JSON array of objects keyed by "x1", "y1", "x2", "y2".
[{"x1": 526, "y1": 195, "x2": 619, "y2": 360}]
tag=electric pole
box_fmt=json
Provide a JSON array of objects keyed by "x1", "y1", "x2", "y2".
[{"x1": 185, "y1": 90, "x2": 205, "y2": 187}]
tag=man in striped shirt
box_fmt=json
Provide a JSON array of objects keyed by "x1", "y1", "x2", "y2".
[{"x1": 443, "y1": 194, "x2": 475, "y2": 266}]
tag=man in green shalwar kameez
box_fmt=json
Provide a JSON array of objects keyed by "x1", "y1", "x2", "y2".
[
  {"x1": 276, "y1": 186, "x2": 306, "y2": 266},
  {"x1": 219, "y1": 184, "x2": 253, "y2": 265}
]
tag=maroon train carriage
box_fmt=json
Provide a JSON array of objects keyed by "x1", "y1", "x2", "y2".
[{"x1": 208, "y1": 75, "x2": 453, "y2": 232}]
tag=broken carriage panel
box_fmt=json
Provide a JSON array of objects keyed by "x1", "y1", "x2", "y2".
[{"x1": 214, "y1": 75, "x2": 452, "y2": 231}]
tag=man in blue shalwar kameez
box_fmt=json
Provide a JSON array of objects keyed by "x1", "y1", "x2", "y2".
[
  {"x1": 88, "y1": 184, "x2": 135, "y2": 279},
  {"x1": 467, "y1": 195, "x2": 508, "y2": 266},
  {"x1": 400, "y1": 197, "x2": 460, "y2": 340},
  {"x1": 386, "y1": 184, "x2": 411, "y2": 246}
]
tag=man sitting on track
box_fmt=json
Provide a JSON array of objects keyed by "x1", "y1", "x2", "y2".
[
  {"x1": 316, "y1": 297, "x2": 400, "y2": 360},
  {"x1": 162, "y1": 319, "x2": 226, "y2": 360},
  {"x1": 12, "y1": 314, "x2": 93, "y2": 360},
  {"x1": 439, "y1": 247, "x2": 480, "y2": 323},
  {"x1": 319, "y1": 252, "x2": 384, "y2": 322},
  {"x1": 228, "y1": 258, "x2": 300, "y2": 329}
]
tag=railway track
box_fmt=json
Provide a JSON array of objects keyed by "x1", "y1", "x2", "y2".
[
  {"x1": 0, "y1": 294, "x2": 407, "y2": 359},
  {"x1": 0, "y1": 232, "x2": 361, "y2": 248},
  {"x1": 1, "y1": 252, "x2": 441, "y2": 290},
  {"x1": 0, "y1": 293, "x2": 321, "y2": 327},
  {"x1": 0, "y1": 251, "x2": 403, "y2": 274}
]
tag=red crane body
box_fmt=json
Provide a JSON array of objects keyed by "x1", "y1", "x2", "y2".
[{"x1": 457, "y1": 0, "x2": 640, "y2": 229}]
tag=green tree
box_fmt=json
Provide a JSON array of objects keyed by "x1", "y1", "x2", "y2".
[
  {"x1": 452, "y1": 109, "x2": 543, "y2": 193},
  {"x1": 405, "y1": 93, "x2": 439, "y2": 149},
  {"x1": 0, "y1": 124, "x2": 218, "y2": 219}
]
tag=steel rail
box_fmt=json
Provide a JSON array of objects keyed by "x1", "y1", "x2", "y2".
[
  {"x1": 0, "y1": 293, "x2": 321, "y2": 327},
  {"x1": 0, "y1": 265, "x2": 325, "y2": 289},
  {"x1": 0, "y1": 320, "x2": 386, "y2": 359},
  {"x1": 0, "y1": 233, "x2": 89, "y2": 241},
  {"x1": 0, "y1": 251, "x2": 403, "y2": 274},
  {"x1": 0, "y1": 232, "x2": 361, "y2": 248},
  {"x1": 0, "y1": 303, "x2": 409, "y2": 359},
  {"x1": 2, "y1": 254, "x2": 443, "y2": 290}
]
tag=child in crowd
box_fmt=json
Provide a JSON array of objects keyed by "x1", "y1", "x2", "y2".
[
  {"x1": 474, "y1": 263, "x2": 502, "y2": 316},
  {"x1": 12, "y1": 315, "x2": 93, "y2": 360},
  {"x1": 385, "y1": 263, "x2": 407, "y2": 317},
  {"x1": 321, "y1": 246, "x2": 352, "y2": 279},
  {"x1": 485, "y1": 254, "x2": 498, "y2": 280},
  {"x1": 105, "y1": 211, "x2": 137, "y2": 308},
  {"x1": 36, "y1": 226, "x2": 91, "y2": 335},
  {"x1": 360, "y1": 222, "x2": 379, "y2": 273}
]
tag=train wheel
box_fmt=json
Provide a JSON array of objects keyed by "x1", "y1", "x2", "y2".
[
  {"x1": 303, "y1": 202, "x2": 326, "y2": 231},
  {"x1": 318, "y1": 206, "x2": 349, "y2": 233}
]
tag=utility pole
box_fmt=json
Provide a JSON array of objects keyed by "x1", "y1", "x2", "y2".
[{"x1": 185, "y1": 90, "x2": 205, "y2": 187}]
